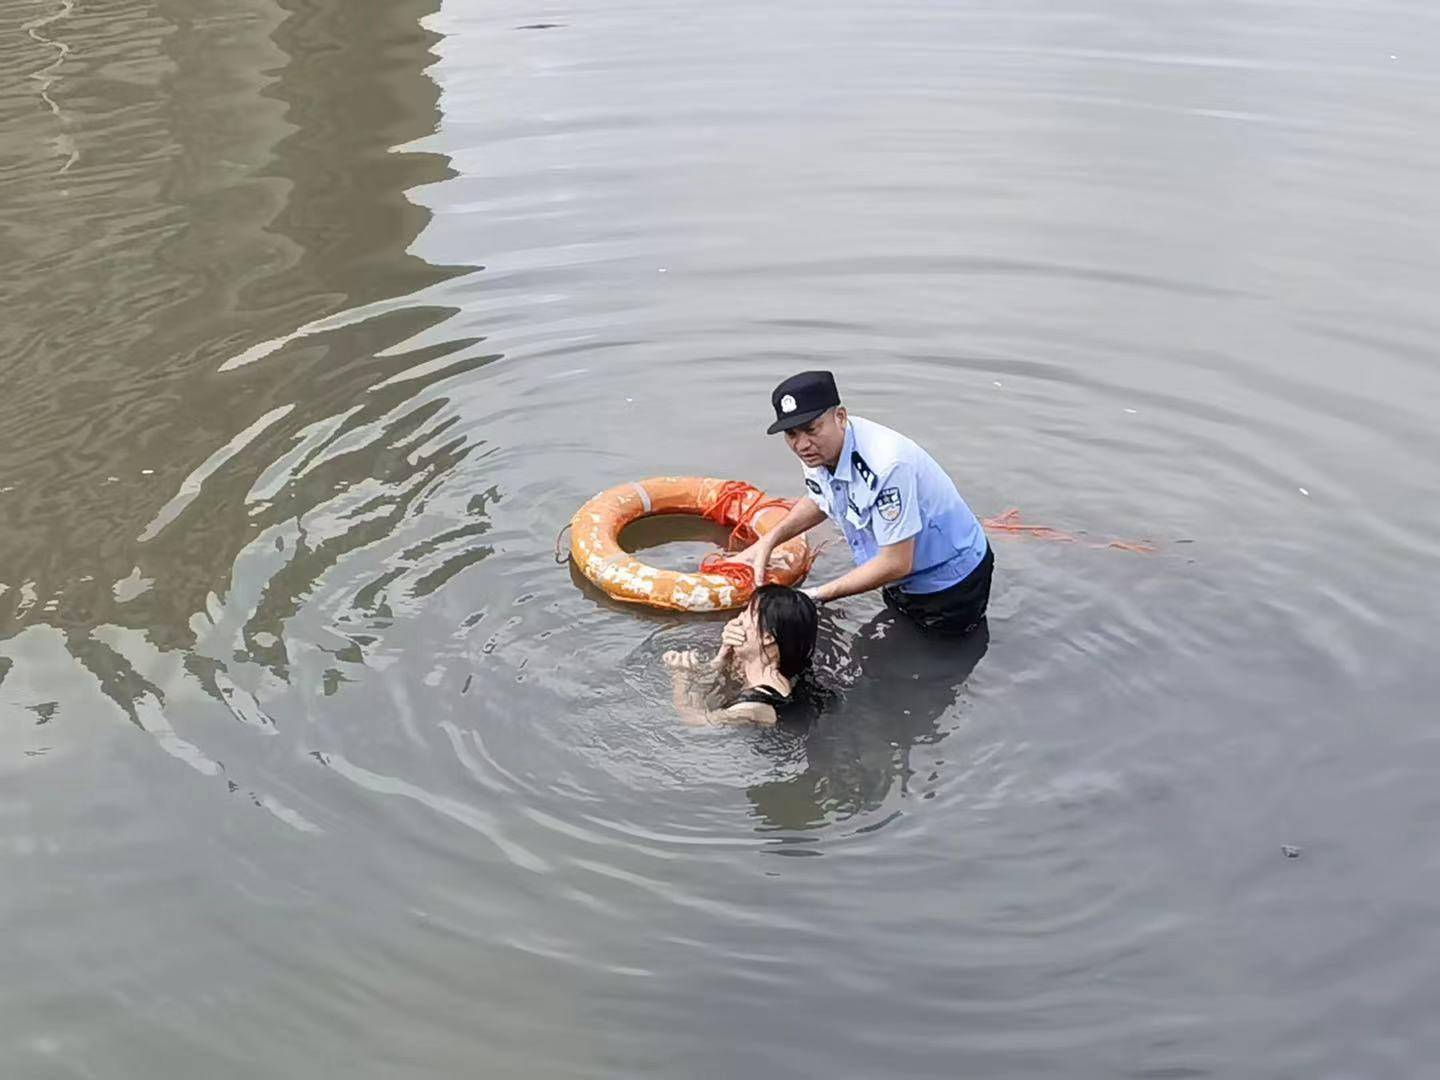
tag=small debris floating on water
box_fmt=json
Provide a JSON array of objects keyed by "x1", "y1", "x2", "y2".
[
  {"x1": 1124, "y1": 408, "x2": 1137, "y2": 414},
  {"x1": 1298, "y1": 487, "x2": 1310, "y2": 497},
  {"x1": 140, "y1": 468, "x2": 154, "y2": 476},
  {"x1": 993, "y1": 380, "x2": 1002, "y2": 388},
  {"x1": 1281, "y1": 844, "x2": 1303, "y2": 859}
]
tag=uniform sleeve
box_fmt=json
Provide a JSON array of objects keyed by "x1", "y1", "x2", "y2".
[
  {"x1": 872, "y1": 461, "x2": 921, "y2": 546},
  {"x1": 802, "y1": 475, "x2": 830, "y2": 516}
]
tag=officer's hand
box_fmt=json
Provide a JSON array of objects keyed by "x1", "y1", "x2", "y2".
[{"x1": 730, "y1": 539, "x2": 774, "y2": 584}]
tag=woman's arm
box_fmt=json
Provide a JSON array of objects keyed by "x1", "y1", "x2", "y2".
[
  {"x1": 675, "y1": 699, "x2": 778, "y2": 727},
  {"x1": 665, "y1": 649, "x2": 723, "y2": 717},
  {"x1": 664, "y1": 645, "x2": 776, "y2": 726},
  {"x1": 665, "y1": 649, "x2": 717, "y2": 692}
]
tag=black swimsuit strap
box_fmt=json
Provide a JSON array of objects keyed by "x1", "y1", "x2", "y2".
[
  {"x1": 731, "y1": 683, "x2": 790, "y2": 708},
  {"x1": 730, "y1": 679, "x2": 820, "y2": 725},
  {"x1": 731, "y1": 685, "x2": 789, "y2": 711}
]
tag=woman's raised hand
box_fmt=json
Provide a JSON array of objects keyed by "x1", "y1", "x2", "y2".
[{"x1": 663, "y1": 649, "x2": 703, "y2": 671}]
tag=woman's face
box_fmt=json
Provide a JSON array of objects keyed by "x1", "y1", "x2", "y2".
[{"x1": 733, "y1": 604, "x2": 769, "y2": 661}]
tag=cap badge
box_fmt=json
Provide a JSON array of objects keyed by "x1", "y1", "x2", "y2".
[{"x1": 780, "y1": 394, "x2": 797, "y2": 414}]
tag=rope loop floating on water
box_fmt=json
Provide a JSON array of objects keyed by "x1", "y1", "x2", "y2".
[{"x1": 553, "y1": 522, "x2": 573, "y2": 565}]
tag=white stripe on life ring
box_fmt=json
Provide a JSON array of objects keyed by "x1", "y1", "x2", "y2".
[{"x1": 630, "y1": 482, "x2": 652, "y2": 513}]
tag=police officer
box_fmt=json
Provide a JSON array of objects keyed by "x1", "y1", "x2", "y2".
[{"x1": 736, "y1": 370, "x2": 993, "y2": 636}]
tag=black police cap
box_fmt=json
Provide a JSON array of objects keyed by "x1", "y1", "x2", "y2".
[{"x1": 767, "y1": 370, "x2": 841, "y2": 434}]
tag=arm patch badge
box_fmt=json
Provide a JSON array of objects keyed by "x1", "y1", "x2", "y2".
[
  {"x1": 876, "y1": 486, "x2": 902, "y2": 523},
  {"x1": 805, "y1": 478, "x2": 823, "y2": 495}
]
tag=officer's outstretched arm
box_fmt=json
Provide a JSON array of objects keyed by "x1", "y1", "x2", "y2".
[
  {"x1": 806, "y1": 538, "x2": 916, "y2": 603},
  {"x1": 735, "y1": 498, "x2": 827, "y2": 578}
]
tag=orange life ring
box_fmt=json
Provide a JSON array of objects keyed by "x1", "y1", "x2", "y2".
[{"x1": 569, "y1": 477, "x2": 811, "y2": 612}]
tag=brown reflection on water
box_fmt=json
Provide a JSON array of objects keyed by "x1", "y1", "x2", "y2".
[{"x1": 0, "y1": 0, "x2": 471, "y2": 658}]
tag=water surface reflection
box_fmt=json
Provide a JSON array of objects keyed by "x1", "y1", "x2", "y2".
[{"x1": 5, "y1": 0, "x2": 1440, "y2": 1076}]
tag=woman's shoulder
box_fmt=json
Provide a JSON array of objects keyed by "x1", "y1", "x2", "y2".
[
  {"x1": 730, "y1": 681, "x2": 817, "y2": 727},
  {"x1": 718, "y1": 700, "x2": 778, "y2": 726}
]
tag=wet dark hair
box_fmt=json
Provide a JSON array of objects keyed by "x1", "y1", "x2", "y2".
[{"x1": 749, "y1": 584, "x2": 818, "y2": 679}]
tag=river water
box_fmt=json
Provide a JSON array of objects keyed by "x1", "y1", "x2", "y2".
[{"x1": 4, "y1": 0, "x2": 1439, "y2": 1076}]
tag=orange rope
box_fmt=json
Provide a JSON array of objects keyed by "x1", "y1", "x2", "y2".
[
  {"x1": 689, "y1": 493, "x2": 1152, "y2": 595},
  {"x1": 982, "y1": 508, "x2": 1154, "y2": 554},
  {"x1": 1106, "y1": 539, "x2": 1156, "y2": 554},
  {"x1": 697, "y1": 481, "x2": 822, "y2": 592},
  {"x1": 682, "y1": 494, "x2": 1151, "y2": 595},
  {"x1": 698, "y1": 553, "x2": 760, "y2": 592},
  {"x1": 982, "y1": 508, "x2": 1078, "y2": 543}
]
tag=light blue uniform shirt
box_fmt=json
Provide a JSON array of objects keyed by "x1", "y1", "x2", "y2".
[{"x1": 802, "y1": 416, "x2": 988, "y2": 595}]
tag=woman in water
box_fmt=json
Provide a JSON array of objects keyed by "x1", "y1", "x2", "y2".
[{"x1": 663, "y1": 584, "x2": 819, "y2": 726}]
